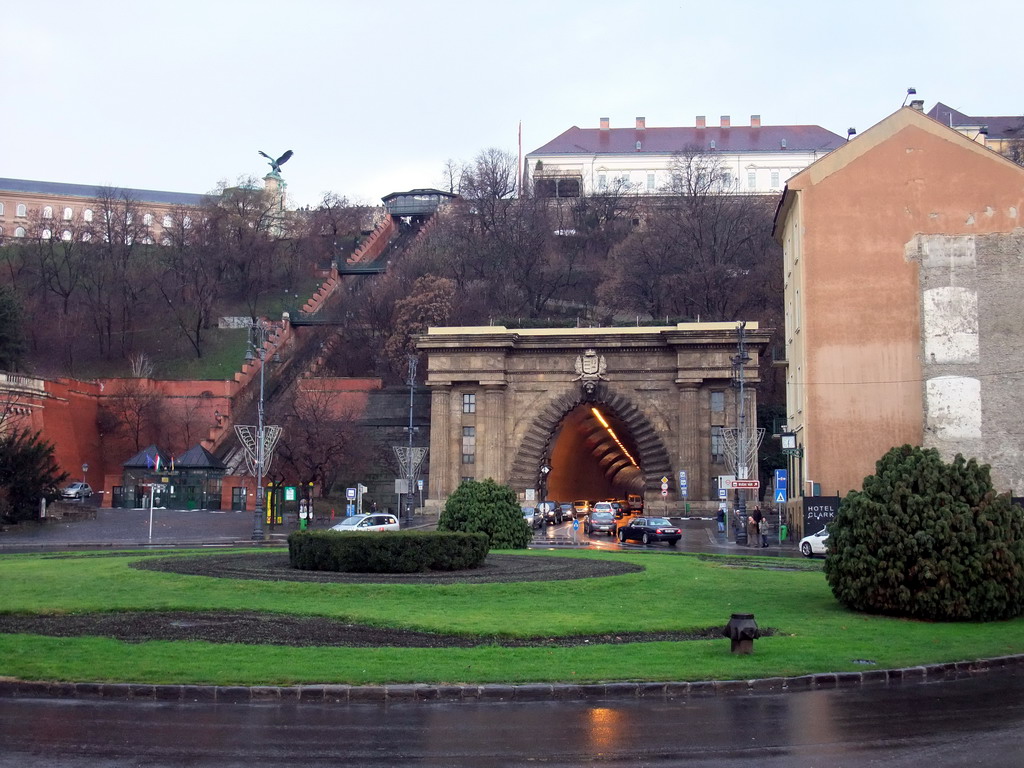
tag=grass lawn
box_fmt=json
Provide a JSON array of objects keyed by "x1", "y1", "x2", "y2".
[{"x1": 0, "y1": 548, "x2": 1021, "y2": 686}]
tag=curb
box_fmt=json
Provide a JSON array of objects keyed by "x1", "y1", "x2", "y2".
[{"x1": 2, "y1": 655, "x2": 1021, "y2": 705}]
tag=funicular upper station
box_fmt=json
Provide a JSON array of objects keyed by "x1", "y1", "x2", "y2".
[{"x1": 418, "y1": 323, "x2": 769, "y2": 513}]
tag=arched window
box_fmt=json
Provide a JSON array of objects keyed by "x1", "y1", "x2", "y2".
[
  {"x1": 62, "y1": 230, "x2": 72, "y2": 241},
  {"x1": 42, "y1": 206, "x2": 53, "y2": 219},
  {"x1": 0, "y1": 226, "x2": 4, "y2": 236},
  {"x1": 42, "y1": 229, "x2": 52, "y2": 240},
  {"x1": 82, "y1": 232, "x2": 92, "y2": 242},
  {"x1": 83, "y1": 209, "x2": 93, "y2": 222},
  {"x1": 183, "y1": 215, "x2": 192, "y2": 229},
  {"x1": 14, "y1": 227, "x2": 26, "y2": 238},
  {"x1": 16, "y1": 204, "x2": 27, "y2": 217},
  {"x1": 143, "y1": 213, "x2": 154, "y2": 226},
  {"x1": 0, "y1": 203, "x2": 5, "y2": 215},
  {"x1": 63, "y1": 207, "x2": 73, "y2": 220},
  {"x1": 162, "y1": 215, "x2": 172, "y2": 228}
]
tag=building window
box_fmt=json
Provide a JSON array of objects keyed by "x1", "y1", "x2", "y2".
[
  {"x1": 143, "y1": 213, "x2": 154, "y2": 226},
  {"x1": 61, "y1": 230, "x2": 72, "y2": 241},
  {"x1": 0, "y1": 226, "x2": 3, "y2": 237},
  {"x1": 461, "y1": 476, "x2": 474, "y2": 483},
  {"x1": 771, "y1": 170, "x2": 780, "y2": 188},
  {"x1": 711, "y1": 391, "x2": 725, "y2": 412},
  {"x1": 462, "y1": 426, "x2": 476, "y2": 464},
  {"x1": 42, "y1": 206, "x2": 53, "y2": 219},
  {"x1": 462, "y1": 393, "x2": 476, "y2": 413},
  {"x1": 747, "y1": 171, "x2": 756, "y2": 190},
  {"x1": 598, "y1": 174, "x2": 607, "y2": 191},
  {"x1": 83, "y1": 209, "x2": 93, "y2": 222},
  {"x1": 647, "y1": 173, "x2": 655, "y2": 191},
  {"x1": 16, "y1": 204, "x2": 27, "y2": 217},
  {"x1": 711, "y1": 426, "x2": 725, "y2": 463},
  {"x1": 720, "y1": 172, "x2": 732, "y2": 189},
  {"x1": 162, "y1": 214, "x2": 173, "y2": 228},
  {"x1": 63, "y1": 207, "x2": 73, "y2": 220},
  {"x1": 42, "y1": 229, "x2": 52, "y2": 240},
  {"x1": 14, "y1": 227, "x2": 26, "y2": 238},
  {"x1": 0, "y1": 203, "x2": 4, "y2": 215}
]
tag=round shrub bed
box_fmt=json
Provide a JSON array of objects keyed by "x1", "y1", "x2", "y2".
[{"x1": 288, "y1": 530, "x2": 490, "y2": 573}]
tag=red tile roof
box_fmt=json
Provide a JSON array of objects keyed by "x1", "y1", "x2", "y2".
[{"x1": 527, "y1": 124, "x2": 845, "y2": 156}]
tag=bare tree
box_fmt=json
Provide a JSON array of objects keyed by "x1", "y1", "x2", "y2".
[
  {"x1": 103, "y1": 378, "x2": 164, "y2": 453},
  {"x1": 272, "y1": 382, "x2": 371, "y2": 495}
]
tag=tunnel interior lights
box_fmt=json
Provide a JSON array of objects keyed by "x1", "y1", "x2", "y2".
[{"x1": 590, "y1": 407, "x2": 640, "y2": 469}]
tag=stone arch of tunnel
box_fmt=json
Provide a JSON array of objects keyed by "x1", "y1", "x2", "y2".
[{"x1": 508, "y1": 384, "x2": 672, "y2": 501}]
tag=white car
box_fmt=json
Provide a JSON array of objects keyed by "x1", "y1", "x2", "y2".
[
  {"x1": 61, "y1": 482, "x2": 93, "y2": 500},
  {"x1": 799, "y1": 527, "x2": 830, "y2": 557},
  {"x1": 330, "y1": 513, "x2": 399, "y2": 532}
]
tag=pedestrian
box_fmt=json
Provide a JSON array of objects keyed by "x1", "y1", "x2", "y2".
[
  {"x1": 746, "y1": 509, "x2": 759, "y2": 547},
  {"x1": 716, "y1": 505, "x2": 726, "y2": 533},
  {"x1": 758, "y1": 508, "x2": 770, "y2": 548}
]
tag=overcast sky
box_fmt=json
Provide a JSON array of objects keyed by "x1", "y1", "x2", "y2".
[{"x1": 3, "y1": 0, "x2": 1021, "y2": 207}]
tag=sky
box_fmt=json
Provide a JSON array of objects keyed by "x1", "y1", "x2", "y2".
[{"x1": 3, "y1": 0, "x2": 1022, "y2": 208}]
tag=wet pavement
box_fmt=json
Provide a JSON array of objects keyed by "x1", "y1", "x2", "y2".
[{"x1": 1, "y1": 666, "x2": 1022, "y2": 767}]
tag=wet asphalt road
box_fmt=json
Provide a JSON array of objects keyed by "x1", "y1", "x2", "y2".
[{"x1": 1, "y1": 668, "x2": 1022, "y2": 767}]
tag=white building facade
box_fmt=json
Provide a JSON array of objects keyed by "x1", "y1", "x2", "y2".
[{"x1": 525, "y1": 115, "x2": 845, "y2": 197}]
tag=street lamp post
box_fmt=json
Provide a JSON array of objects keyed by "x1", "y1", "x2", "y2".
[{"x1": 249, "y1": 322, "x2": 269, "y2": 541}]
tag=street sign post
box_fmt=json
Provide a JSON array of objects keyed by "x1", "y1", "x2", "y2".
[
  {"x1": 729, "y1": 479, "x2": 760, "y2": 489},
  {"x1": 679, "y1": 470, "x2": 688, "y2": 498}
]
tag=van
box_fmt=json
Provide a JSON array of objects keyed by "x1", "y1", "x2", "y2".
[{"x1": 626, "y1": 493, "x2": 643, "y2": 512}]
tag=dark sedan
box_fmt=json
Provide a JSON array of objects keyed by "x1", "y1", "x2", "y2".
[
  {"x1": 583, "y1": 510, "x2": 616, "y2": 536},
  {"x1": 617, "y1": 516, "x2": 681, "y2": 546}
]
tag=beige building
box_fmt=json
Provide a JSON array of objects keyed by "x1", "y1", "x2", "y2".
[
  {"x1": 0, "y1": 177, "x2": 207, "y2": 243},
  {"x1": 774, "y1": 105, "x2": 1024, "y2": 518}
]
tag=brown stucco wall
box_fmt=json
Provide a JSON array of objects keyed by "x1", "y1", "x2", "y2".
[{"x1": 785, "y1": 110, "x2": 1024, "y2": 496}]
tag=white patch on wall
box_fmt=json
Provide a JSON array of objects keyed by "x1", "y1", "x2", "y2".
[
  {"x1": 926, "y1": 376, "x2": 981, "y2": 440},
  {"x1": 923, "y1": 287, "x2": 979, "y2": 364},
  {"x1": 918, "y1": 235, "x2": 976, "y2": 268}
]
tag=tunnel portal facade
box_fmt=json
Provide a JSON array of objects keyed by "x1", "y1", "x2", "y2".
[{"x1": 418, "y1": 323, "x2": 769, "y2": 514}]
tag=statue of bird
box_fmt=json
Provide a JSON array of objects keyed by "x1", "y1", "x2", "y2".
[{"x1": 258, "y1": 149, "x2": 294, "y2": 174}]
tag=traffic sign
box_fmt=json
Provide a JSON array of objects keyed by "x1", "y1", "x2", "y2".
[
  {"x1": 774, "y1": 489, "x2": 786, "y2": 503},
  {"x1": 774, "y1": 469, "x2": 788, "y2": 492},
  {"x1": 660, "y1": 476, "x2": 669, "y2": 485},
  {"x1": 346, "y1": 487, "x2": 357, "y2": 500},
  {"x1": 718, "y1": 488, "x2": 728, "y2": 499},
  {"x1": 572, "y1": 519, "x2": 579, "y2": 531},
  {"x1": 660, "y1": 482, "x2": 669, "y2": 491},
  {"x1": 729, "y1": 480, "x2": 760, "y2": 489},
  {"x1": 661, "y1": 489, "x2": 668, "y2": 497}
]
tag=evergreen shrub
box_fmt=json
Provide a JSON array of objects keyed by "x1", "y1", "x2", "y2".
[
  {"x1": 288, "y1": 530, "x2": 489, "y2": 573},
  {"x1": 437, "y1": 478, "x2": 532, "y2": 549},
  {"x1": 824, "y1": 445, "x2": 1024, "y2": 621}
]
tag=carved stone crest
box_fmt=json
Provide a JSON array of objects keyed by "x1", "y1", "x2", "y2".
[{"x1": 573, "y1": 349, "x2": 607, "y2": 381}]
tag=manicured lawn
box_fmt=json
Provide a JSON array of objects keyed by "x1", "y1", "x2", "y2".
[{"x1": 0, "y1": 549, "x2": 1020, "y2": 686}]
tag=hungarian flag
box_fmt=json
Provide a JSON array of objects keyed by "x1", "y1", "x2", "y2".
[{"x1": 154, "y1": 455, "x2": 161, "y2": 473}]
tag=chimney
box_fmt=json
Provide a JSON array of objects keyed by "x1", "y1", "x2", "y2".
[
  {"x1": 600, "y1": 117, "x2": 610, "y2": 130},
  {"x1": 750, "y1": 114, "x2": 761, "y2": 128},
  {"x1": 910, "y1": 100, "x2": 924, "y2": 112},
  {"x1": 721, "y1": 115, "x2": 731, "y2": 128},
  {"x1": 635, "y1": 116, "x2": 645, "y2": 130},
  {"x1": 696, "y1": 115, "x2": 706, "y2": 129}
]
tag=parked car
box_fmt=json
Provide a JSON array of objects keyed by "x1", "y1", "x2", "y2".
[
  {"x1": 330, "y1": 513, "x2": 399, "y2": 532},
  {"x1": 799, "y1": 527, "x2": 830, "y2": 557},
  {"x1": 538, "y1": 501, "x2": 562, "y2": 525},
  {"x1": 521, "y1": 505, "x2": 542, "y2": 529},
  {"x1": 61, "y1": 482, "x2": 93, "y2": 500},
  {"x1": 572, "y1": 500, "x2": 592, "y2": 518},
  {"x1": 583, "y1": 510, "x2": 616, "y2": 536},
  {"x1": 617, "y1": 516, "x2": 681, "y2": 546}
]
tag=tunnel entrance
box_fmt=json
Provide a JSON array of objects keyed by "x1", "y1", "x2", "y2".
[{"x1": 544, "y1": 404, "x2": 645, "y2": 503}]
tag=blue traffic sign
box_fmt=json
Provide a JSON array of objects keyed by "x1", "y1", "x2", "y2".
[
  {"x1": 774, "y1": 489, "x2": 786, "y2": 504},
  {"x1": 572, "y1": 519, "x2": 579, "y2": 530},
  {"x1": 718, "y1": 488, "x2": 728, "y2": 499},
  {"x1": 774, "y1": 469, "x2": 788, "y2": 492}
]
